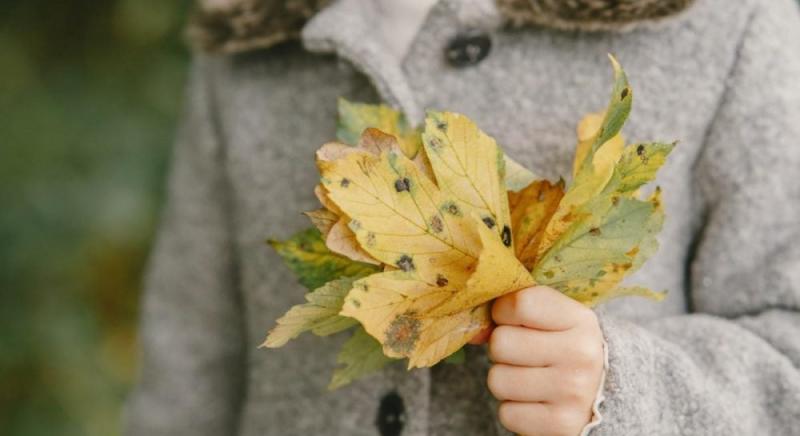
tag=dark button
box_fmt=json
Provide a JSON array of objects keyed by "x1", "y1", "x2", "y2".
[
  {"x1": 376, "y1": 391, "x2": 406, "y2": 436},
  {"x1": 445, "y1": 31, "x2": 491, "y2": 67}
]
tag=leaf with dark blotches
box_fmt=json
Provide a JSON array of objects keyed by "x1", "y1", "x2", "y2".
[
  {"x1": 319, "y1": 146, "x2": 480, "y2": 285},
  {"x1": 422, "y1": 111, "x2": 514, "y2": 250},
  {"x1": 264, "y1": 56, "x2": 677, "y2": 380},
  {"x1": 529, "y1": 57, "x2": 675, "y2": 306},
  {"x1": 268, "y1": 228, "x2": 379, "y2": 290},
  {"x1": 339, "y1": 269, "x2": 491, "y2": 368}
]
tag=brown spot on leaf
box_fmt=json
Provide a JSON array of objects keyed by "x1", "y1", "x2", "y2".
[
  {"x1": 366, "y1": 232, "x2": 376, "y2": 247},
  {"x1": 394, "y1": 177, "x2": 411, "y2": 192},
  {"x1": 626, "y1": 246, "x2": 639, "y2": 257},
  {"x1": 385, "y1": 314, "x2": 421, "y2": 355},
  {"x1": 621, "y1": 88, "x2": 629, "y2": 100},
  {"x1": 396, "y1": 255, "x2": 415, "y2": 272},
  {"x1": 436, "y1": 274, "x2": 449, "y2": 287},
  {"x1": 340, "y1": 178, "x2": 350, "y2": 188},
  {"x1": 482, "y1": 216, "x2": 496, "y2": 229},
  {"x1": 501, "y1": 225, "x2": 512, "y2": 247},
  {"x1": 612, "y1": 196, "x2": 620, "y2": 206},
  {"x1": 442, "y1": 202, "x2": 462, "y2": 216},
  {"x1": 589, "y1": 227, "x2": 602, "y2": 236},
  {"x1": 350, "y1": 298, "x2": 361, "y2": 308},
  {"x1": 611, "y1": 262, "x2": 633, "y2": 273},
  {"x1": 436, "y1": 120, "x2": 447, "y2": 131},
  {"x1": 430, "y1": 215, "x2": 443, "y2": 233}
]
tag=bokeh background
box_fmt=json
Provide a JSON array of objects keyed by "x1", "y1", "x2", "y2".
[{"x1": 1, "y1": 1, "x2": 191, "y2": 434}]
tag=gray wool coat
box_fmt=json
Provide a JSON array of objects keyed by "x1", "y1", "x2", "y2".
[{"x1": 124, "y1": 0, "x2": 800, "y2": 435}]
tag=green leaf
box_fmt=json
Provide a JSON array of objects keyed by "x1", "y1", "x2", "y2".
[
  {"x1": 269, "y1": 227, "x2": 380, "y2": 290},
  {"x1": 531, "y1": 57, "x2": 674, "y2": 307},
  {"x1": 615, "y1": 142, "x2": 676, "y2": 193},
  {"x1": 329, "y1": 326, "x2": 397, "y2": 390},
  {"x1": 593, "y1": 55, "x2": 632, "y2": 153},
  {"x1": 261, "y1": 277, "x2": 361, "y2": 348},
  {"x1": 588, "y1": 286, "x2": 667, "y2": 307},
  {"x1": 443, "y1": 347, "x2": 466, "y2": 364},
  {"x1": 337, "y1": 98, "x2": 422, "y2": 159}
]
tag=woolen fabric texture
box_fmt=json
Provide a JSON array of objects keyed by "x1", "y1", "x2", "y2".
[{"x1": 125, "y1": 0, "x2": 800, "y2": 434}]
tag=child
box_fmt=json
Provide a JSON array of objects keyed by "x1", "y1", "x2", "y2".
[{"x1": 125, "y1": 0, "x2": 800, "y2": 435}]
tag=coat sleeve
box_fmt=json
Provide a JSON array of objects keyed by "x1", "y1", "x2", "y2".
[
  {"x1": 594, "y1": 0, "x2": 800, "y2": 434},
  {"x1": 124, "y1": 57, "x2": 244, "y2": 436}
]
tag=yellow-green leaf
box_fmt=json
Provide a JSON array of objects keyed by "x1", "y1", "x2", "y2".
[
  {"x1": 268, "y1": 228, "x2": 380, "y2": 290},
  {"x1": 337, "y1": 98, "x2": 422, "y2": 159},
  {"x1": 262, "y1": 277, "x2": 361, "y2": 348}
]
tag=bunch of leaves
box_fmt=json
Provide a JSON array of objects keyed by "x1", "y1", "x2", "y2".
[{"x1": 262, "y1": 56, "x2": 674, "y2": 389}]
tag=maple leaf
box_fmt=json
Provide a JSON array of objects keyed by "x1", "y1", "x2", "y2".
[
  {"x1": 530, "y1": 56, "x2": 674, "y2": 305},
  {"x1": 265, "y1": 55, "x2": 676, "y2": 387},
  {"x1": 321, "y1": 115, "x2": 531, "y2": 364}
]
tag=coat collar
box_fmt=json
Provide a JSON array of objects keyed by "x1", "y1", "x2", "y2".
[{"x1": 188, "y1": 0, "x2": 696, "y2": 54}]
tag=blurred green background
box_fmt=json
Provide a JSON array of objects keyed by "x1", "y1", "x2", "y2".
[{"x1": 1, "y1": 0, "x2": 191, "y2": 434}]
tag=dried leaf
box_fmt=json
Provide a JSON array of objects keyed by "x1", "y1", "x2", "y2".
[
  {"x1": 305, "y1": 208, "x2": 338, "y2": 238},
  {"x1": 326, "y1": 218, "x2": 380, "y2": 265},
  {"x1": 509, "y1": 179, "x2": 565, "y2": 269}
]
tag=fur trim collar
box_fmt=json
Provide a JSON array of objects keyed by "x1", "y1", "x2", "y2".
[{"x1": 189, "y1": 0, "x2": 695, "y2": 54}]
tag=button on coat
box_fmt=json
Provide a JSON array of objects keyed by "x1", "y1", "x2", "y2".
[{"x1": 445, "y1": 31, "x2": 491, "y2": 67}]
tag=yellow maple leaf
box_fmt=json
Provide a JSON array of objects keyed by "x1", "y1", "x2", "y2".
[{"x1": 422, "y1": 111, "x2": 513, "y2": 249}]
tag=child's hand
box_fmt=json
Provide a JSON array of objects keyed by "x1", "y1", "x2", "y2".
[{"x1": 475, "y1": 286, "x2": 605, "y2": 436}]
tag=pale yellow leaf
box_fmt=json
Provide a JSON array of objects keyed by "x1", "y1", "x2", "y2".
[
  {"x1": 422, "y1": 111, "x2": 513, "y2": 249},
  {"x1": 319, "y1": 148, "x2": 480, "y2": 284}
]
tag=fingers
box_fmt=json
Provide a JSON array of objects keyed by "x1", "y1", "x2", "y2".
[
  {"x1": 488, "y1": 364, "x2": 599, "y2": 404},
  {"x1": 498, "y1": 401, "x2": 590, "y2": 436},
  {"x1": 492, "y1": 286, "x2": 595, "y2": 331},
  {"x1": 489, "y1": 325, "x2": 576, "y2": 367}
]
